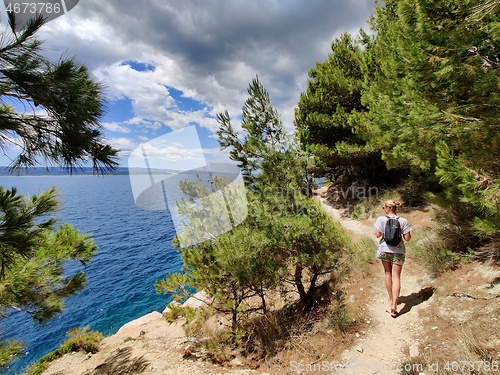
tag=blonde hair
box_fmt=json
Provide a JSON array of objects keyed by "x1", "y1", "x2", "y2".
[{"x1": 383, "y1": 200, "x2": 402, "y2": 211}]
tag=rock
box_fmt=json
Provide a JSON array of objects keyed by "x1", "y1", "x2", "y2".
[
  {"x1": 409, "y1": 342, "x2": 420, "y2": 358},
  {"x1": 163, "y1": 300, "x2": 181, "y2": 314},
  {"x1": 355, "y1": 345, "x2": 364, "y2": 353},
  {"x1": 229, "y1": 357, "x2": 245, "y2": 367},
  {"x1": 114, "y1": 311, "x2": 185, "y2": 340},
  {"x1": 182, "y1": 291, "x2": 212, "y2": 308}
]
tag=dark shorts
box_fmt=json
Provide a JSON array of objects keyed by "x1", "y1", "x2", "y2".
[{"x1": 376, "y1": 250, "x2": 405, "y2": 265}]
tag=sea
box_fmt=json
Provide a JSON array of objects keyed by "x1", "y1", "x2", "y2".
[{"x1": 0, "y1": 174, "x2": 182, "y2": 375}]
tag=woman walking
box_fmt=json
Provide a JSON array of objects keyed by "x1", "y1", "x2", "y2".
[{"x1": 373, "y1": 200, "x2": 412, "y2": 317}]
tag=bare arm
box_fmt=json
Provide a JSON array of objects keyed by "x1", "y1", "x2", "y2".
[{"x1": 403, "y1": 232, "x2": 411, "y2": 241}]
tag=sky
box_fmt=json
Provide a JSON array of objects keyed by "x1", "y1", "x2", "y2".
[{"x1": 1, "y1": 0, "x2": 376, "y2": 167}]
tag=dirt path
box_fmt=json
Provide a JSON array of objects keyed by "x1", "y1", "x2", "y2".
[
  {"x1": 43, "y1": 197, "x2": 435, "y2": 375},
  {"x1": 338, "y1": 275, "x2": 430, "y2": 375},
  {"x1": 317, "y1": 196, "x2": 435, "y2": 374}
]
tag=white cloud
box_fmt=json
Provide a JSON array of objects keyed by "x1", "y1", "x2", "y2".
[
  {"x1": 93, "y1": 63, "x2": 176, "y2": 122},
  {"x1": 142, "y1": 144, "x2": 204, "y2": 163},
  {"x1": 203, "y1": 147, "x2": 233, "y2": 163},
  {"x1": 167, "y1": 109, "x2": 219, "y2": 132},
  {"x1": 102, "y1": 122, "x2": 131, "y2": 133},
  {"x1": 108, "y1": 137, "x2": 138, "y2": 155},
  {"x1": 36, "y1": 0, "x2": 375, "y2": 158}
]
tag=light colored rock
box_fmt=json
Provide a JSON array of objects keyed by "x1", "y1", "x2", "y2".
[
  {"x1": 182, "y1": 291, "x2": 212, "y2": 308},
  {"x1": 409, "y1": 342, "x2": 420, "y2": 358},
  {"x1": 162, "y1": 300, "x2": 181, "y2": 314},
  {"x1": 229, "y1": 357, "x2": 245, "y2": 367},
  {"x1": 115, "y1": 311, "x2": 185, "y2": 340},
  {"x1": 162, "y1": 291, "x2": 212, "y2": 314}
]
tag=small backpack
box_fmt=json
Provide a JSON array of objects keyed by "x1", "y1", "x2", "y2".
[{"x1": 383, "y1": 216, "x2": 402, "y2": 246}]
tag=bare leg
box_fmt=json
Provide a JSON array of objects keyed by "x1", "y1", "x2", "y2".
[
  {"x1": 391, "y1": 264, "x2": 403, "y2": 312},
  {"x1": 381, "y1": 261, "x2": 393, "y2": 307}
]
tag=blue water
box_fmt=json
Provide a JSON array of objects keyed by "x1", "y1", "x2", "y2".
[{"x1": 0, "y1": 175, "x2": 182, "y2": 374}]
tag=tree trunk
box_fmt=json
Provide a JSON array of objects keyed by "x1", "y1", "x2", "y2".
[
  {"x1": 294, "y1": 263, "x2": 310, "y2": 306},
  {"x1": 259, "y1": 280, "x2": 267, "y2": 314},
  {"x1": 307, "y1": 265, "x2": 319, "y2": 298},
  {"x1": 231, "y1": 285, "x2": 239, "y2": 335}
]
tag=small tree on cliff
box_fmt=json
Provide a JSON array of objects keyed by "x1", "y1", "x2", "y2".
[
  {"x1": 156, "y1": 78, "x2": 349, "y2": 341},
  {"x1": 217, "y1": 76, "x2": 349, "y2": 308}
]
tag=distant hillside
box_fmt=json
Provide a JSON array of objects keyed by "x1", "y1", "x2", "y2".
[
  {"x1": 0, "y1": 166, "x2": 228, "y2": 176},
  {"x1": 0, "y1": 166, "x2": 131, "y2": 176}
]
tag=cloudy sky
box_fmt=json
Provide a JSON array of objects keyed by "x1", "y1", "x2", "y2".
[{"x1": 3, "y1": 0, "x2": 375, "y2": 167}]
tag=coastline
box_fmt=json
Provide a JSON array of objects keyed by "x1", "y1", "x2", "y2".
[{"x1": 41, "y1": 292, "x2": 267, "y2": 375}]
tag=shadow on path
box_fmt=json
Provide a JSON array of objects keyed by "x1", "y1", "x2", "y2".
[
  {"x1": 398, "y1": 287, "x2": 435, "y2": 316},
  {"x1": 84, "y1": 347, "x2": 149, "y2": 375}
]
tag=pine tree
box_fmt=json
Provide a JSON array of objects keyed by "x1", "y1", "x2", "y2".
[
  {"x1": 363, "y1": 0, "x2": 500, "y2": 175},
  {"x1": 0, "y1": 187, "x2": 97, "y2": 365},
  {"x1": 157, "y1": 78, "x2": 350, "y2": 343},
  {"x1": 294, "y1": 33, "x2": 384, "y2": 183},
  {"x1": 0, "y1": 14, "x2": 118, "y2": 172},
  {"x1": 0, "y1": 16, "x2": 117, "y2": 367},
  {"x1": 362, "y1": 0, "x2": 499, "y2": 258},
  {"x1": 436, "y1": 141, "x2": 500, "y2": 243},
  {"x1": 217, "y1": 75, "x2": 288, "y2": 187}
]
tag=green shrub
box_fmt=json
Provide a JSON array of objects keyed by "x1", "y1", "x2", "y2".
[
  {"x1": 25, "y1": 327, "x2": 103, "y2": 375},
  {"x1": 163, "y1": 303, "x2": 210, "y2": 335},
  {"x1": 399, "y1": 179, "x2": 429, "y2": 208},
  {"x1": 348, "y1": 239, "x2": 376, "y2": 273},
  {"x1": 0, "y1": 340, "x2": 23, "y2": 368},
  {"x1": 413, "y1": 232, "x2": 470, "y2": 277},
  {"x1": 328, "y1": 304, "x2": 355, "y2": 334},
  {"x1": 205, "y1": 327, "x2": 246, "y2": 363},
  {"x1": 351, "y1": 204, "x2": 363, "y2": 219}
]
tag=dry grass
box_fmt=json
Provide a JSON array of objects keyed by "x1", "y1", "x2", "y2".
[
  {"x1": 400, "y1": 262, "x2": 500, "y2": 374},
  {"x1": 250, "y1": 245, "x2": 376, "y2": 374},
  {"x1": 177, "y1": 242, "x2": 375, "y2": 374},
  {"x1": 256, "y1": 290, "x2": 370, "y2": 374},
  {"x1": 25, "y1": 327, "x2": 103, "y2": 375},
  {"x1": 184, "y1": 278, "x2": 370, "y2": 374}
]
